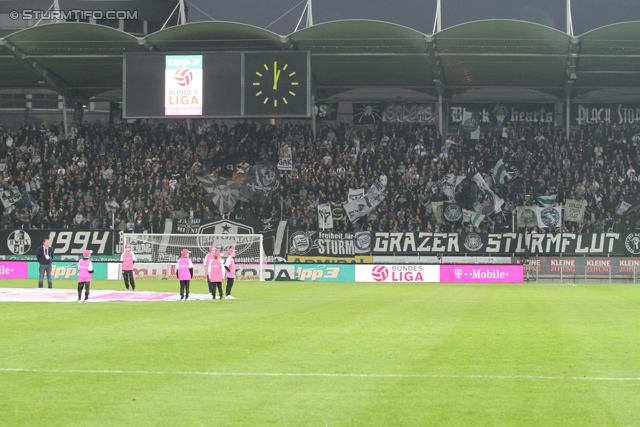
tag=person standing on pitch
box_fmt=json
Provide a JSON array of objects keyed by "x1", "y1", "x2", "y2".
[
  {"x1": 176, "y1": 249, "x2": 193, "y2": 301},
  {"x1": 203, "y1": 246, "x2": 216, "y2": 296},
  {"x1": 121, "y1": 243, "x2": 136, "y2": 290},
  {"x1": 224, "y1": 248, "x2": 236, "y2": 299},
  {"x1": 207, "y1": 251, "x2": 224, "y2": 300},
  {"x1": 36, "y1": 238, "x2": 54, "y2": 288},
  {"x1": 77, "y1": 250, "x2": 94, "y2": 302}
]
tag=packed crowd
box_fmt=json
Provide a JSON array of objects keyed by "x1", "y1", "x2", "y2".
[{"x1": 0, "y1": 115, "x2": 639, "y2": 234}]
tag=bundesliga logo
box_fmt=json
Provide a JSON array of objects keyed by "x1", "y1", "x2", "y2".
[
  {"x1": 174, "y1": 68, "x2": 193, "y2": 86},
  {"x1": 371, "y1": 265, "x2": 388, "y2": 282}
]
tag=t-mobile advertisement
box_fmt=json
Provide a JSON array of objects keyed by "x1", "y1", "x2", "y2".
[
  {"x1": 0, "y1": 262, "x2": 28, "y2": 279},
  {"x1": 165, "y1": 55, "x2": 203, "y2": 116},
  {"x1": 439, "y1": 265, "x2": 523, "y2": 283}
]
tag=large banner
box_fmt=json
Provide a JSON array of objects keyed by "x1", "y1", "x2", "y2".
[
  {"x1": 239, "y1": 161, "x2": 280, "y2": 205},
  {"x1": 382, "y1": 103, "x2": 435, "y2": 123},
  {"x1": 164, "y1": 214, "x2": 286, "y2": 262},
  {"x1": 370, "y1": 232, "x2": 629, "y2": 256},
  {"x1": 343, "y1": 180, "x2": 387, "y2": 222},
  {"x1": 450, "y1": 103, "x2": 555, "y2": 130},
  {"x1": 571, "y1": 103, "x2": 640, "y2": 126},
  {"x1": 164, "y1": 55, "x2": 203, "y2": 116},
  {"x1": 0, "y1": 230, "x2": 113, "y2": 261},
  {"x1": 352, "y1": 103, "x2": 382, "y2": 124},
  {"x1": 196, "y1": 175, "x2": 239, "y2": 214},
  {"x1": 288, "y1": 231, "x2": 357, "y2": 257}
]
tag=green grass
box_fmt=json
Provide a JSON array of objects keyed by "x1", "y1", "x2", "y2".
[{"x1": 1, "y1": 279, "x2": 640, "y2": 426}]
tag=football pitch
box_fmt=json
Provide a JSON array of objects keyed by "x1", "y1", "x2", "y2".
[{"x1": 1, "y1": 279, "x2": 640, "y2": 426}]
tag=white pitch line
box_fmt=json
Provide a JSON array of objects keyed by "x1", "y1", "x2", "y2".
[{"x1": 1, "y1": 368, "x2": 639, "y2": 381}]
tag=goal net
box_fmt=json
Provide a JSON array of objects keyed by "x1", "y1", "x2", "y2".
[{"x1": 122, "y1": 233, "x2": 265, "y2": 281}]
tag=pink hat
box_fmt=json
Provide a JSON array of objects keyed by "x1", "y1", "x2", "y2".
[
  {"x1": 227, "y1": 248, "x2": 236, "y2": 255},
  {"x1": 83, "y1": 250, "x2": 92, "y2": 258},
  {"x1": 213, "y1": 251, "x2": 221, "y2": 257},
  {"x1": 181, "y1": 249, "x2": 190, "y2": 256},
  {"x1": 124, "y1": 243, "x2": 131, "y2": 248},
  {"x1": 209, "y1": 246, "x2": 216, "y2": 251}
]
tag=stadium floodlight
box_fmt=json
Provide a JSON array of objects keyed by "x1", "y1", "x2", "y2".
[{"x1": 123, "y1": 233, "x2": 265, "y2": 281}]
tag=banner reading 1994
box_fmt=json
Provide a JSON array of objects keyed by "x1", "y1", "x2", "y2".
[{"x1": 165, "y1": 55, "x2": 203, "y2": 116}]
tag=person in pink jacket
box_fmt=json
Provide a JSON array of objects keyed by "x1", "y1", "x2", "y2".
[
  {"x1": 176, "y1": 249, "x2": 193, "y2": 301},
  {"x1": 224, "y1": 248, "x2": 236, "y2": 299},
  {"x1": 207, "y1": 251, "x2": 224, "y2": 300},
  {"x1": 203, "y1": 245, "x2": 216, "y2": 296},
  {"x1": 121, "y1": 243, "x2": 136, "y2": 291},
  {"x1": 77, "y1": 250, "x2": 94, "y2": 302}
]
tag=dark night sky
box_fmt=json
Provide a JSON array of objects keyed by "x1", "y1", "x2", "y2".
[{"x1": 186, "y1": 0, "x2": 640, "y2": 35}]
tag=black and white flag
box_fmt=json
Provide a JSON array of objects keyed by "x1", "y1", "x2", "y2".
[
  {"x1": 239, "y1": 161, "x2": 280, "y2": 205},
  {"x1": 0, "y1": 189, "x2": 22, "y2": 209},
  {"x1": 536, "y1": 206, "x2": 563, "y2": 228},
  {"x1": 431, "y1": 201, "x2": 444, "y2": 224},
  {"x1": 277, "y1": 146, "x2": 292, "y2": 171},
  {"x1": 516, "y1": 206, "x2": 538, "y2": 228},
  {"x1": 343, "y1": 180, "x2": 387, "y2": 223},
  {"x1": 196, "y1": 176, "x2": 240, "y2": 214},
  {"x1": 565, "y1": 199, "x2": 586, "y2": 223},
  {"x1": 440, "y1": 174, "x2": 465, "y2": 201},
  {"x1": 318, "y1": 203, "x2": 333, "y2": 230},
  {"x1": 472, "y1": 173, "x2": 504, "y2": 215},
  {"x1": 348, "y1": 188, "x2": 365, "y2": 201}
]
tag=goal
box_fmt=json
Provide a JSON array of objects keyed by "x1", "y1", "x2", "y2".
[{"x1": 122, "y1": 233, "x2": 265, "y2": 281}]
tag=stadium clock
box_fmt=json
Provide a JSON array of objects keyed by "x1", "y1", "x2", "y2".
[{"x1": 243, "y1": 52, "x2": 310, "y2": 117}]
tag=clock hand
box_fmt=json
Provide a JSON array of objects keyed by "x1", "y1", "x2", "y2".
[{"x1": 273, "y1": 61, "x2": 281, "y2": 90}]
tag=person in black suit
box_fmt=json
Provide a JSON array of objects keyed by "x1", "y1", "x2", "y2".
[{"x1": 35, "y1": 238, "x2": 54, "y2": 288}]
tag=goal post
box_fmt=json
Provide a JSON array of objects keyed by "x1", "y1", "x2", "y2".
[{"x1": 122, "y1": 233, "x2": 265, "y2": 281}]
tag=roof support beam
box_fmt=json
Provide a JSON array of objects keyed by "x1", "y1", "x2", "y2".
[
  {"x1": 425, "y1": 35, "x2": 446, "y2": 98},
  {"x1": 565, "y1": 37, "x2": 580, "y2": 140},
  {"x1": 1, "y1": 39, "x2": 73, "y2": 98}
]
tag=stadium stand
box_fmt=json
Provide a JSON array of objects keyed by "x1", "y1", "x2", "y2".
[{"x1": 1, "y1": 116, "x2": 638, "y2": 235}]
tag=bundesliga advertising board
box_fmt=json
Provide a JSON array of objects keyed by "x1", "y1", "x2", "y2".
[{"x1": 164, "y1": 55, "x2": 203, "y2": 116}]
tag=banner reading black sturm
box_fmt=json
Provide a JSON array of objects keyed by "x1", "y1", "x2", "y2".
[{"x1": 571, "y1": 103, "x2": 640, "y2": 126}]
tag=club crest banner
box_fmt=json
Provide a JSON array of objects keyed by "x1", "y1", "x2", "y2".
[{"x1": 536, "y1": 206, "x2": 562, "y2": 228}]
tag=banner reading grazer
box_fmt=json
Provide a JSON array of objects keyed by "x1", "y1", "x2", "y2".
[
  {"x1": 165, "y1": 55, "x2": 203, "y2": 116},
  {"x1": 371, "y1": 232, "x2": 626, "y2": 255}
]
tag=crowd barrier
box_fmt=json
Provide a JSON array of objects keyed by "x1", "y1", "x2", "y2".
[{"x1": 4, "y1": 260, "x2": 640, "y2": 283}]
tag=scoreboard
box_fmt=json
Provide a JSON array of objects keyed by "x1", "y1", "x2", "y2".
[{"x1": 123, "y1": 51, "x2": 311, "y2": 119}]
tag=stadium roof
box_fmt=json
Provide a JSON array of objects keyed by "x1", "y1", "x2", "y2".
[{"x1": 1, "y1": 19, "x2": 640, "y2": 101}]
